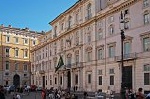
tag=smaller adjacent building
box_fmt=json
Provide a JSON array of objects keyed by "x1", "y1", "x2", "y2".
[{"x1": 0, "y1": 25, "x2": 43, "y2": 87}]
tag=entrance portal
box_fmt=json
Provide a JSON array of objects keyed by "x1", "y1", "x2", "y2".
[
  {"x1": 13, "y1": 74, "x2": 20, "y2": 88},
  {"x1": 122, "y1": 66, "x2": 132, "y2": 89}
]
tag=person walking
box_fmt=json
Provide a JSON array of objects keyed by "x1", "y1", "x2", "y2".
[
  {"x1": 136, "y1": 88, "x2": 145, "y2": 99},
  {"x1": 42, "y1": 88, "x2": 46, "y2": 99},
  {"x1": 0, "y1": 85, "x2": 5, "y2": 99}
]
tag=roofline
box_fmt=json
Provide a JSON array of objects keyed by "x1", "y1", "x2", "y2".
[{"x1": 49, "y1": 0, "x2": 81, "y2": 25}]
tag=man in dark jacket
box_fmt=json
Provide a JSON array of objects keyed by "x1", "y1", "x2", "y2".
[{"x1": 0, "y1": 85, "x2": 5, "y2": 99}]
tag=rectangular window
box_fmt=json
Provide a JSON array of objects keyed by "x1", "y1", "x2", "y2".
[
  {"x1": 5, "y1": 48, "x2": 9, "y2": 57},
  {"x1": 75, "y1": 74, "x2": 78, "y2": 85},
  {"x1": 98, "y1": 76, "x2": 102, "y2": 85},
  {"x1": 144, "y1": 13, "x2": 149, "y2": 24},
  {"x1": 6, "y1": 36, "x2": 10, "y2": 43},
  {"x1": 144, "y1": 73, "x2": 150, "y2": 85},
  {"x1": 144, "y1": 64, "x2": 150, "y2": 71},
  {"x1": 143, "y1": 0, "x2": 149, "y2": 7},
  {"x1": 24, "y1": 39, "x2": 28, "y2": 45},
  {"x1": 143, "y1": 37, "x2": 150, "y2": 51},
  {"x1": 55, "y1": 77, "x2": 57, "y2": 84},
  {"x1": 109, "y1": 69, "x2": 114, "y2": 74},
  {"x1": 33, "y1": 40, "x2": 36, "y2": 46},
  {"x1": 24, "y1": 50, "x2": 28, "y2": 58},
  {"x1": 88, "y1": 74, "x2": 91, "y2": 84},
  {"x1": 98, "y1": 49, "x2": 103, "y2": 60},
  {"x1": 87, "y1": 35, "x2": 91, "y2": 43},
  {"x1": 87, "y1": 52, "x2": 92, "y2": 61},
  {"x1": 109, "y1": 46, "x2": 115, "y2": 58},
  {"x1": 60, "y1": 76, "x2": 62, "y2": 85},
  {"x1": 110, "y1": 75, "x2": 114, "y2": 85},
  {"x1": 15, "y1": 63, "x2": 18, "y2": 70},
  {"x1": 24, "y1": 64, "x2": 28, "y2": 71},
  {"x1": 15, "y1": 49, "x2": 19, "y2": 57},
  {"x1": 75, "y1": 55, "x2": 79, "y2": 63},
  {"x1": 98, "y1": 32, "x2": 103, "y2": 40},
  {"x1": 15, "y1": 37, "x2": 19, "y2": 44},
  {"x1": 98, "y1": 70, "x2": 102, "y2": 75},
  {"x1": 124, "y1": 42, "x2": 131, "y2": 58},
  {"x1": 5, "y1": 61, "x2": 9, "y2": 70}
]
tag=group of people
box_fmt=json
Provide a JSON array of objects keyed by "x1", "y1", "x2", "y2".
[
  {"x1": 125, "y1": 88, "x2": 150, "y2": 99},
  {"x1": 12, "y1": 94, "x2": 21, "y2": 99}
]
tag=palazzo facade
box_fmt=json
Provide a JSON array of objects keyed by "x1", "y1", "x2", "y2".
[
  {"x1": 31, "y1": 0, "x2": 150, "y2": 93},
  {"x1": 0, "y1": 25, "x2": 42, "y2": 87}
]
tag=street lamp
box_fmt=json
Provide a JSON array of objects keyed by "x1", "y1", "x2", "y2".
[{"x1": 120, "y1": 11, "x2": 126, "y2": 99}]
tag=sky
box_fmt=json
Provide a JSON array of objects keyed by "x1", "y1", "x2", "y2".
[{"x1": 0, "y1": 0, "x2": 78, "y2": 32}]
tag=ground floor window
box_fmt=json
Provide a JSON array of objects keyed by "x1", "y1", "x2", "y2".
[
  {"x1": 98, "y1": 76, "x2": 102, "y2": 85},
  {"x1": 110, "y1": 75, "x2": 114, "y2": 85},
  {"x1": 75, "y1": 74, "x2": 78, "y2": 85},
  {"x1": 144, "y1": 73, "x2": 150, "y2": 85}
]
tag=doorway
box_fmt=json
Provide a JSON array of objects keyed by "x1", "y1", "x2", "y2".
[
  {"x1": 67, "y1": 70, "x2": 71, "y2": 88},
  {"x1": 42, "y1": 76, "x2": 45, "y2": 88},
  {"x1": 122, "y1": 66, "x2": 132, "y2": 89},
  {"x1": 13, "y1": 74, "x2": 20, "y2": 88}
]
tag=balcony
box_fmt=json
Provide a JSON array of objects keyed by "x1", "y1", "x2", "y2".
[
  {"x1": 65, "y1": 62, "x2": 83, "y2": 69},
  {"x1": 39, "y1": 70, "x2": 45, "y2": 74},
  {"x1": 115, "y1": 53, "x2": 137, "y2": 62}
]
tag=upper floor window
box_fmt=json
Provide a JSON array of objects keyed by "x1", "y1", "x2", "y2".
[
  {"x1": 143, "y1": 0, "x2": 149, "y2": 8},
  {"x1": 33, "y1": 40, "x2": 36, "y2": 46},
  {"x1": 97, "y1": 30, "x2": 103, "y2": 40},
  {"x1": 15, "y1": 49, "x2": 19, "y2": 57},
  {"x1": 124, "y1": 42, "x2": 131, "y2": 55},
  {"x1": 54, "y1": 26, "x2": 57, "y2": 37},
  {"x1": 15, "y1": 63, "x2": 18, "y2": 70},
  {"x1": 61, "y1": 23, "x2": 64, "y2": 30},
  {"x1": 24, "y1": 64, "x2": 28, "y2": 71},
  {"x1": 6, "y1": 36, "x2": 10, "y2": 43},
  {"x1": 144, "y1": 11, "x2": 149, "y2": 24},
  {"x1": 109, "y1": 68, "x2": 115, "y2": 74},
  {"x1": 87, "y1": 73, "x2": 91, "y2": 84},
  {"x1": 76, "y1": 12, "x2": 79, "y2": 23},
  {"x1": 144, "y1": 64, "x2": 150, "y2": 85},
  {"x1": 144, "y1": 64, "x2": 150, "y2": 71},
  {"x1": 75, "y1": 54, "x2": 79, "y2": 63},
  {"x1": 108, "y1": 46, "x2": 115, "y2": 58},
  {"x1": 68, "y1": 16, "x2": 72, "y2": 29},
  {"x1": 24, "y1": 38, "x2": 28, "y2": 45},
  {"x1": 15, "y1": 37, "x2": 19, "y2": 44},
  {"x1": 24, "y1": 50, "x2": 28, "y2": 58},
  {"x1": 124, "y1": 19, "x2": 130, "y2": 30},
  {"x1": 109, "y1": 25, "x2": 114, "y2": 35},
  {"x1": 98, "y1": 49, "x2": 103, "y2": 60},
  {"x1": 108, "y1": 16, "x2": 114, "y2": 23},
  {"x1": 5, "y1": 48, "x2": 10, "y2": 57},
  {"x1": 143, "y1": 37, "x2": 150, "y2": 51},
  {"x1": 5, "y1": 61, "x2": 9, "y2": 70},
  {"x1": 87, "y1": 33, "x2": 91, "y2": 43},
  {"x1": 87, "y1": 3, "x2": 92, "y2": 19},
  {"x1": 87, "y1": 51, "x2": 92, "y2": 61}
]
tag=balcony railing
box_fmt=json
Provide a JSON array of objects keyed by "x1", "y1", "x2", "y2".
[
  {"x1": 39, "y1": 70, "x2": 45, "y2": 74},
  {"x1": 65, "y1": 62, "x2": 83, "y2": 69},
  {"x1": 115, "y1": 53, "x2": 137, "y2": 62}
]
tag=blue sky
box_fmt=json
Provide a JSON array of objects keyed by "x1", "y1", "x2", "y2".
[{"x1": 0, "y1": 0, "x2": 78, "y2": 32}]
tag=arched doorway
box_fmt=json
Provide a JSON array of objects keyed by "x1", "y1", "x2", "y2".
[{"x1": 13, "y1": 74, "x2": 20, "y2": 88}]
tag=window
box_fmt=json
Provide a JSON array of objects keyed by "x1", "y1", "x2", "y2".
[
  {"x1": 144, "y1": 73, "x2": 150, "y2": 85},
  {"x1": 60, "y1": 76, "x2": 62, "y2": 85},
  {"x1": 109, "y1": 16, "x2": 114, "y2": 23},
  {"x1": 87, "y1": 33, "x2": 91, "y2": 43},
  {"x1": 24, "y1": 64, "x2": 28, "y2": 71},
  {"x1": 109, "y1": 69, "x2": 114, "y2": 74},
  {"x1": 87, "y1": 51, "x2": 92, "y2": 61},
  {"x1": 24, "y1": 39, "x2": 28, "y2": 45},
  {"x1": 76, "y1": 13, "x2": 79, "y2": 23},
  {"x1": 75, "y1": 54, "x2": 79, "y2": 63},
  {"x1": 124, "y1": 19, "x2": 130, "y2": 30},
  {"x1": 110, "y1": 75, "x2": 114, "y2": 85},
  {"x1": 15, "y1": 37, "x2": 19, "y2": 44},
  {"x1": 5, "y1": 61, "x2": 9, "y2": 70},
  {"x1": 24, "y1": 50, "x2": 28, "y2": 58},
  {"x1": 144, "y1": 13, "x2": 149, "y2": 24},
  {"x1": 109, "y1": 25, "x2": 114, "y2": 35},
  {"x1": 5, "y1": 48, "x2": 9, "y2": 57},
  {"x1": 6, "y1": 36, "x2": 10, "y2": 43},
  {"x1": 143, "y1": 37, "x2": 150, "y2": 51},
  {"x1": 54, "y1": 26, "x2": 57, "y2": 37},
  {"x1": 98, "y1": 49, "x2": 103, "y2": 60},
  {"x1": 143, "y1": 0, "x2": 149, "y2": 7},
  {"x1": 15, "y1": 63, "x2": 18, "y2": 70},
  {"x1": 97, "y1": 31, "x2": 103, "y2": 40},
  {"x1": 98, "y1": 70, "x2": 102, "y2": 75},
  {"x1": 33, "y1": 40, "x2": 36, "y2": 46},
  {"x1": 124, "y1": 42, "x2": 131, "y2": 55},
  {"x1": 68, "y1": 16, "x2": 72, "y2": 29},
  {"x1": 87, "y1": 3, "x2": 92, "y2": 19},
  {"x1": 15, "y1": 49, "x2": 19, "y2": 57},
  {"x1": 50, "y1": 75, "x2": 52, "y2": 85},
  {"x1": 75, "y1": 74, "x2": 78, "y2": 85},
  {"x1": 88, "y1": 74, "x2": 91, "y2": 84},
  {"x1": 144, "y1": 64, "x2": 150, "y2": 71},
  {"x1": 61, "y1": 23, "x2": 64, "y2": 30},
  {"x1": 55, "y1": 77, "x2": 57, "y2": 84},
  {"x1": 109, "y1": 46, "x2": 115, "y2": 58},
  {"x1": 98, "y1": 76, "x2": 102, "y2": 85}
]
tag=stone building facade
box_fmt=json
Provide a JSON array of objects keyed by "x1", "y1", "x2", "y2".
[
  {"x1": 0, "y1": 25, "x2": 42, "y2": 87},
  {"x1": 31, "y1": 0, "x2": 150, "y2": 93}
]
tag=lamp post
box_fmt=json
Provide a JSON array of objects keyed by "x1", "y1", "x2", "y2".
[{"x1": 120, "y1": 11, "x2": 126, "y2": 99}]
